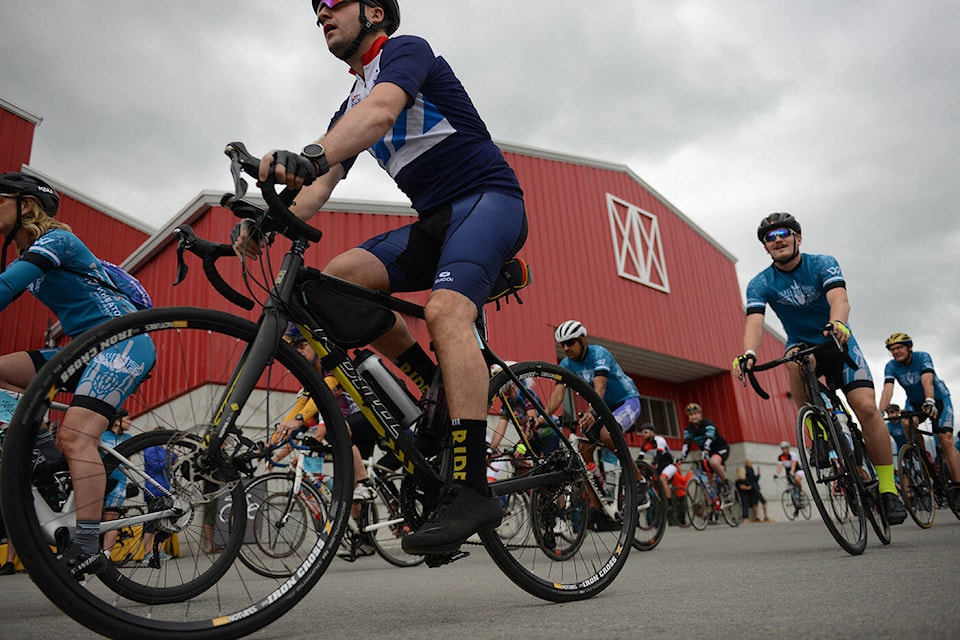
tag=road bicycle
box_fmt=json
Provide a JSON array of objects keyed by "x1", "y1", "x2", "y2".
[
  {"x1": 1, "y1": 142, "x2": 638, "y2": 639},
  {"x1": 742, "y1": 336, "x2": 890, "y2": 555},
  {"x1": 680, "y1": 458, "x2": 742, "y2": 530},
  {"x1": 894, "y1": 409, "x2": 960, "y2": 528},
  {"x1": 775, "y1": 476, "x2": 811, "y2": 521}
]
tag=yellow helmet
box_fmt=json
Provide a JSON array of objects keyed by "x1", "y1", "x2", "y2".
[
  {"x1": 685, "y1": 402, "x2": 702, "y2": 414},
  {"x1": 885, "y1": 332, "x2": 913, "y2": 350}
]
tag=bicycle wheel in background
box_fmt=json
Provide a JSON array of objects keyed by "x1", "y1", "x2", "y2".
[
  {"x1": 482, "y1": 361, "x2": 637, "y2": 602},
  {"x1": 798, "y1": 491, "x2": 812, "y2": 520},
  {"x1": 781, "y1": 490, "x2": 798, "y2": 521},
  {"x1": 97, "y1": 429, "x2": 246, "y2": 604},
  {"x1": 796, "y1": 404, "x2": 866, "y2": 555},
  {"x1": 720, "y1": 485, "x2": 742, "y2": 527},
  {"x1": 237, "y1": 473, "x2": 328, "y2": 578},
  {"x1": 897, "y1": 445, "x2": 934, "y2": 528},
  {"x1": 366, "y1": 473, "x2": 424, "y2": 568},
  {"x1": 938, "y1": 458, "x2": 960, "y2": 521},
  {"x1": 633, "y1": 462, "x2": 666, "y2": 550},
  {"x1": 495, "y1": 491, "x2": 531, "y2": 543},
  {"x1": 684, "y1": 480, "x2": 710, "y2": 531},
  {"x1": 0, "y1": 306, "x2": 355, "y2": 640}
]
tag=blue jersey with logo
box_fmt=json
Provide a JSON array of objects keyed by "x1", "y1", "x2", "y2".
[
  {"x1": 559, "y1": 344, "x2": 638, "y2": 408},
  {"x1": 0, "y1": 229, "x2": 137, "y2": 337},
  {"x1": 331, "y1": 36, "x2": 522, "y2": 214},
  {"x1": 745, "y1": 254, "x2": 846, "y2": 349},
  {"x1": 884, "y1": 351, "x2": 951, "y2": 406}
]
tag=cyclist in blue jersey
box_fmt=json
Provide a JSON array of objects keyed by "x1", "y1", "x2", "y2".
[
  {"x1": 883, "y1": 403, "x2": 908, "y2": 457},
  {"x1": 878, "y1": 332, "x2": 960, "y2": 503},
  {"x1": 0, "y1": 172, "x2": 156, "y2": 578},
  {"x1": 235, "y1": 0, "x2": 526, "y2": 554},
  {"x1": 733, "y1": 212, "x2": 906, "y2": 524},
  {"x1": 677, "y1": 402, "x2": 733, "y2": 496},
  {"x1": 544, "y1": 320, "x2": 649, "y2": 507}
]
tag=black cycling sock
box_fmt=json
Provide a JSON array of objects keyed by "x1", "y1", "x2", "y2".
[
  {"x1": 74, "y1": 520, "x2": 101, "y2": 554},
  {"x1": 393, "y1": 345, "x2": 436, "y2": 394},
  {"x1": 450, "y1": 419, "x2": 489, "y2": 494}
]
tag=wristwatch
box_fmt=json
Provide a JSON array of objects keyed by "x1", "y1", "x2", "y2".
[
  {"x1": 295, "y1": 414, "x2": 304, "y2": 424},
  {"x1": 301, "y1": 143, "x2": 330, "y2": 177}
]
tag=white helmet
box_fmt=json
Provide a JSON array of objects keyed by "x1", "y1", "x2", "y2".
[
  {"x1": 555, "y1": 320, "x2": 586, "y2": 343},
  {"x1": 779, "y1": 441, "x2": 790, "y2": 448}
]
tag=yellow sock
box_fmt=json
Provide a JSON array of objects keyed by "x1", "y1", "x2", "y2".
[{"x1": 876, "y1": 464, "x2": 897, "y2": 494}]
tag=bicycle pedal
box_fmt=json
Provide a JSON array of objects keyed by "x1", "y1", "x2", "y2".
[{"x1": 424, "y1": 550, "x2": 470, "y2": 568}]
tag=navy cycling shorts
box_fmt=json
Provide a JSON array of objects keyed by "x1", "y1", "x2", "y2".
[{"x1": 360, "y1": 191, "x2": 527, "y2": 309}]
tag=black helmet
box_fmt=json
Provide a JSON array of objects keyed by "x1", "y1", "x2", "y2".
[
  {"x1": 0, "y1": 172, "x2": 60, "y2": 215},
  {"x1": 757, "y1": 212, "x2": 801, "y2": 242},
  {"x1": 311, "y1": 0, "x2": 400, "y2": 36}
]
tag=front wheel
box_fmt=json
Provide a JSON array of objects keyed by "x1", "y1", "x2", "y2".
[
  {"x1": 482, "y1": 360, "x2": 637, "y2": 602},
  {"x1": 796, "y1": 404, "x2": 866, "y2": 555},
  {"x1": 633, "y1": 462, "x2": 666, "y2": 550},
  {"x1": 684, "y1": 480, "x2": 710, "y2": 531},
  {"x1": 1, "y1": 306, "x2": 355, "y2": 639}
]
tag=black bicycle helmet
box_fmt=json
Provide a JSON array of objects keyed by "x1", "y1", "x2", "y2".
[
  {"x1": 756, "y1": 212, "x2": 801, "y2": 242},
  {"x1": 312, "y1": 0, "x2": 400, "y2": 36},
  {"x1": 0, "y1": 172, "x2": 60, "y2": 215}
]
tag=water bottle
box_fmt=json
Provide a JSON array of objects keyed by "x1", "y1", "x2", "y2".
[
  {"x1": 587, "y1": 462, "x2": 606, "y2": 496},
  {"x1": 354, "y1": 350, "x2": 424, "y2": 428}
]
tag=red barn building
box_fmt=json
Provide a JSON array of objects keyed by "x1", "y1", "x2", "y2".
[{"x1": 1, "y1": 98, "x2": 797, "y2": 464}]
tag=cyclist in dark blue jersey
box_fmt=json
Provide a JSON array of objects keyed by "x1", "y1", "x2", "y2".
[
  {"x1": 236, "y1": 0, "x2": 526, "y2": 554},
  {"x1": 0, "y1": 172, "x2": 156, "y2": 578},
  {"x1": 733, "y1": 212, "x2": 906, "y2": 525},
  {"x1": 878, "y1": 332, "x2": 960, "y2": 503}
]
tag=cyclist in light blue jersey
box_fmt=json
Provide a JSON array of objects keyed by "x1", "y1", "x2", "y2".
[
  {"x1": 733, "y1": 212, "x2": 906, "y2": 525},
  {"x1": 235, "y1": 0, "x2": 526, "y2": 554},
  {"x1": 878, "y1": 332, "x2": 960, "y2": 502},
  {"x1": 545, "y1": 320, "x2": 648, "y2": 507},
  {"x1": 0, "y1": 172, "x2": 156, "y2": 578}
]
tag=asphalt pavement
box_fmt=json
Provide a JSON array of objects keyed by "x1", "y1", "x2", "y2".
[{"x1": 2, "y1": 517, "x2": 958, "y2": 640}]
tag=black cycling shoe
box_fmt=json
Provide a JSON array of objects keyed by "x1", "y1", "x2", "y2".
[
  {"x1": 401, "y1": 484, "x2": 502, "y2": 555},
  {"x1": 881, "y1": 492, "x2": 907, "y2": 525},
  {"x1": 636, "y1": 482, "x2": 650, "y2": 508},
  {"x1": 60, "y1": 544, "x2": 107, "y2": 581}
]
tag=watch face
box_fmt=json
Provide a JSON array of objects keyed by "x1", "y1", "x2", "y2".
[{"x1": 303, "y1": 143, "x2": 325, "y2": 158}]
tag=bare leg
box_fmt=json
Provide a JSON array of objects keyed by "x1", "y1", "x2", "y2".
[{"x1": 56, "y1": 407, "x2": 110, "y2": 522}]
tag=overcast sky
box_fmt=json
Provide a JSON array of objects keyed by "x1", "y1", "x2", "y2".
[{"x1": 4, "y1": 1, "x2": 958, "y2": 405}]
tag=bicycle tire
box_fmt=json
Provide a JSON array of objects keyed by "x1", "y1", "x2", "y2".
[
  {"x1": 720, "y1": 484, "x2": 742, "y2": 527},
  {"x1": 0, "y1": 306, "x2": 355, "y2": 640},
  {"x1": 633, "y1": 462, "x2": 666, "y2": 550},
  {"x1": 96, "y1": 429, "x2": 246, "y2": 604},
  {"x1": 938, "y1": 458, "x2": 960, "y2": 521},
  {"x1": 796, "y1": 404, "x2": 866, "y2": 555},
  {"x1": 529, "y1": 481, "x2": 588, "y2": 561},
  {"x1": 897, "y1": 445, "x2": 935, "y2": 528},
  {"x1": 237, "y1": 473, "x2": 328, "y2": 578},
  {"x1": 481, "y1": 360, "x2": 637, "y2": 602},
  {"x1": 781, "y1": 489, "x2": 798, "y2": 521},
  {"x1": 798, "y1": 491, "x2": 812, "y2": 520},
  {"x1": 495, "y1": 491, "x2": 531, "y2": 543},
  {"x1": 684, "y1": 480, "x2": 709, "y2": 531},
  {"x1": 852, "y1": 431, "x2": 890, "y2": 546},
  {"x1": 367, "y1": 473, "x2": 424, "y2": 568}
]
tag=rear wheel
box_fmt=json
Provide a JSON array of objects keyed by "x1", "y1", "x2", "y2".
[
  {"x1": 796, "y1": 404, "x2": 866, "y2": 555},
  {"x1": 720, "y1": 483, "x2": 742, "y2": 527},
  {"x1": 898, "y1": 445, "x2": 935, "y2": 528},
  {"x1": 0, "y1": 307, "x2": 355, "y2": 639},
  {"x1": 482, "y1": 361, "x2": 637, "y2": 602},
  {"x1": 852, "y1": 432, "x2": 890, "y2": 546}
]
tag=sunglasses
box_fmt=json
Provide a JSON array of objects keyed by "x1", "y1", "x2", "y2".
[
  {"x1": 317, "y1": 0, "x2": 355, "y2": 9},
  {"x1": 560, "y1": 338, "x2": 578, "y2": 348},
  {"x1": 763, "y1": 228, "x2": 794, "y2": 243}
]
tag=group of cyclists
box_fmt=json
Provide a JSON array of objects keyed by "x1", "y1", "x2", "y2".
[{"x1": 0, "y1": 0, "x2": 955, "y2": 590}]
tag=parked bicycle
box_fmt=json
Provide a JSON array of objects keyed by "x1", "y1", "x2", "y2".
[
  {"x1": 680, "y1": 458, "x2": 742, "y2": 529},
  {"x1": 775, "y1": 476, "x2": 811, "y2": 521},
  {"x1": 1, "y1": 143, "x2": 639, "y2": 639},
  {"x1": 742, "y1": 337, "x2": 890, "y2": 555},
  {"x1": 893, "y1": 409, "x2": 960, "y2": 528}
]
